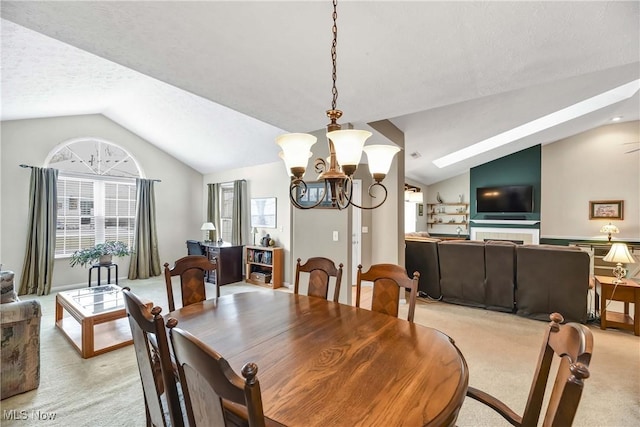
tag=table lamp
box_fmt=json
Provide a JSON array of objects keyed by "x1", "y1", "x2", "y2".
[
  {"x1": 251, "y1": 227, "x2": 258, "y2": 245},
  {"x1": 599, "y1": 223, "x2": 619, "y2": 242},
  {"x1": 200, "y1": 222, "x2": 216, "y2": 242},
  {"x1": 603, "y1": 243, "x2": 636, "y2": 284}
]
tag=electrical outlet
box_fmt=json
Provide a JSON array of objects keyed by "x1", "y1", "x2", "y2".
[{"x1": 332, "y1": 231, "x2": 339, "y2": 241}]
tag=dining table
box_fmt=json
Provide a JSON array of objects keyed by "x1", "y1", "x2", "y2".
[{"x1": 166, "y1": 290, "x2": 468, "y2": 427}]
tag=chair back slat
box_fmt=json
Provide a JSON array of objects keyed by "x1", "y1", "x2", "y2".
[
  {"x1": 294, "y1": 257, "x2": 343, "y2": 302},
  {"x1": 123, "y1": 289, "x2": 184, "y2": 427},
  {"x1": 164, "y1": 255, "x2": 217, "y2": 312},
  {"x1": 356, "y1": 263, "x2": 419, "y2": 322},
  {"x1": 467, "y1": 313, "x2": 593, "y2": 427},
  {"x1": 168, "y1": 324, "x2": 266, "y2": 427}
]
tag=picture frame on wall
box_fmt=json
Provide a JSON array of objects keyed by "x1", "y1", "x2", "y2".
[
  {"x1": 294, "y1": 181, "x2": 334, "y2": 208},
  {"x1": 589, "y1": 200, "x2": 624, "y2": 220},
  {"x1": 418, "y1": 204, "x2": 424, "y2": 216},
  {"x1": 251, "y1": 197, "x2": 277, "y2": 228}
]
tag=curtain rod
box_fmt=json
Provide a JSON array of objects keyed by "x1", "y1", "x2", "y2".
[{"x1": 19, "y1": 164, "x2": 161, "y2": 182}]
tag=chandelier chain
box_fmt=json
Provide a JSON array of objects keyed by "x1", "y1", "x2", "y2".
[{"x1": 330, "y1": 0, "x2": 338, "y2": 111}]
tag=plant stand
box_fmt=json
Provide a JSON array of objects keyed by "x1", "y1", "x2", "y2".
[{"x1": 88, "y1": 263, "x2": 118, "y2": 288}]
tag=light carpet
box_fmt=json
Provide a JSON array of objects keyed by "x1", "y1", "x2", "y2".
[{"x1": 1, "y1": 277, "x2": 638, "y2": 426}]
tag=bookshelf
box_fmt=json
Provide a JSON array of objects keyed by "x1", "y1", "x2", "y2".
[{"x1": 245, "y1": 246, "x2": 283, "y2": 289}]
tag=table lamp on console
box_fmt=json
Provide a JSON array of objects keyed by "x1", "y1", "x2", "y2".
[
  {"x1": 599, "y1": 222, "x2": 619, "y2": 242},
  {"x1": 200, "y1": 222, "x2": 216, "y2": 242},
  {"x1": 603, "y1": 243, "x2": 636, "y2": 284}
]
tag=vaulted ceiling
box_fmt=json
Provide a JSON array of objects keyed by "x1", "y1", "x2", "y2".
[{"x1": 2, "y1": 1, "x2": 638, "y2": 184}]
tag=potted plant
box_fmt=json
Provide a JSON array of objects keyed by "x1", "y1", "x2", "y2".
[{"x1": 69, "y1": 241, "x2": 131, "y2": 268}]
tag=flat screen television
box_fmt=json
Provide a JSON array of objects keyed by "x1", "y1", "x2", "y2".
[{"x1": 476, "y1": 185, "x2": 534, "y2": 213}]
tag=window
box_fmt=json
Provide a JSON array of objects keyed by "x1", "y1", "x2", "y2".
[
  {"x1": 46, "y1": 138, "x2": 141, "y2": 257},
  {"x1": 404, "y1": 202, "x2": 417, "y2": 233},
  {"x1": 219, "y1": 183, "x2": 234, "y2": 243}
]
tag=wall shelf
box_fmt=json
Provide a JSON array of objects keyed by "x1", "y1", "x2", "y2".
[{"x1": 426, "y1": 203, "x2": 469, "y2": 230}]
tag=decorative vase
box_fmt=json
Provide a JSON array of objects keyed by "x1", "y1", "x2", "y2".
[{"x1": 99, "y1": 254, "x2": 113, "y2": 265}]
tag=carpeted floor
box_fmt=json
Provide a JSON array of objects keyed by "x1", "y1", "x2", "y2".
[{"x1": 1, "y1": 277, "x2": 638, "y2": 426}]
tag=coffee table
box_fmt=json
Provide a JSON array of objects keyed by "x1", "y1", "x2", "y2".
[{"x1": 55, "y1": 284, "x2": 152, "y2": 358}]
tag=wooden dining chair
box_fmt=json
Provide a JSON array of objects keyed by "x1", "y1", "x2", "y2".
[
  {"x1": 294, "y1": 257, "x2": 344, "y2": 302},
  {"x1": 123, "y1": 289, "x2": 184, "y2": 427},
  {"x1": 466, "y1": 313, "x2": 593, "y2": 427},
  {"x1": 164, "y1": 255, "x2": 218, "y2": 312},
  {"x1": 167, "y1": 322, "x2": 271, "y2": 427},
  {"x1": 356, "y1": 263, "x2": 419, "y2": 322}
]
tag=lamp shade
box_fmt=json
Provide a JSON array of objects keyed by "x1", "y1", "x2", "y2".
[
  {"x1": 599, "y1": 223, "x2": 619, "y2": 234},
  {"x1": 327, "y1": 129, "x2": 372, "y2": 167},
  {"x1": 603, "y1": 243, "x2": 636, "y2": 264},
  {"x1": 276, "y1": 133, "x2": 317, "y2": 169},
  {"x1": 363, "y1": 145, "x2": 401, "y2": 175},
  {"x1": 405, "y1": 190, "x2": 424, "y2": 203},
  {"x1": 200, "y1": 222, "x2": 216, "y2": 231}
]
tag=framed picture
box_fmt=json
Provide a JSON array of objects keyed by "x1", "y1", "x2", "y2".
[
  {"x1": 250, "y1": 197, "x2": 277, "y2": 228},
  {"x1": 418, "y1": 204, "x2": 424, "y2": 216},
  {"x1": 589, "y1": 200, "x2": 624, "y2": 220},
  {"x1": 295, "y1": 181, "x2": 335, "y2": 208}
]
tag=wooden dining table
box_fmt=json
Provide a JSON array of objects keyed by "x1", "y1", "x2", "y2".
[{"x1": 166, "y1": 291, "x2": 468, "y2": 427}]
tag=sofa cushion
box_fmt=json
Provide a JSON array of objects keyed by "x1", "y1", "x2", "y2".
[
  {"x1": 438, "y1": 241, "x2": 486, "y2": 307},
  {"x1": 516, "y1": 245, "x2": 590, "y2": 323},
  {"x1": 485, "y1": 241, "x2": 516, "y2": 312},
  {"x1": 405, "y1": 239, "x2": 441, "y2": 298}
]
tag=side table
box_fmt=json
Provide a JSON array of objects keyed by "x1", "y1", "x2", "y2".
[
  {"x1": 88, "y1": 263, "x2": 118, "y2": 288},
  {"x1": 595, "y1": 275, "x2": 640, "y2": 336}
]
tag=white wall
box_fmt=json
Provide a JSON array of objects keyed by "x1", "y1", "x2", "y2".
[
  {"x1": 542, "y1": 121, "x2": 639, "y2": 241},
  {"x1": 425, "y1": 172, "x2": 471, "y2": 236},
  {"x1": 203, "y1": 161, "x2": 292, "y2": 281},
  {"x1": 0, "y1": 114, "x2": 203, "y2": 289}
]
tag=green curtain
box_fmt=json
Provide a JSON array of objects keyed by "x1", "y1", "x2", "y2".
[
  {"x1": 207, "y1": 183, "x2": 221, "y2": 241},
  {"x1": 231, "y1": 179, "x2": 247, "y2": 245},
  {"x1": 19, "y1": 167, "x2": 58, "y2": 295},
  {"x1": 128, "y1": 179, "x2": 161, "y2": 279}
]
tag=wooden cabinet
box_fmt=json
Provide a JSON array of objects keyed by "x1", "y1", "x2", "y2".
[
  {"x1": 245, "y1": 246, "x2": 283, "y2": 289},
  {"x1": 426, "y1": 203, "x2": 469, "y2": 230},
  {"x1": 201, "y1": 242, "x2": 243, "y2": 285}
]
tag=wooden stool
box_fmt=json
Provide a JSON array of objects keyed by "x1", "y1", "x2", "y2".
[{"x1": 88, "y1": 263, "x2": 118, "y2": 287}]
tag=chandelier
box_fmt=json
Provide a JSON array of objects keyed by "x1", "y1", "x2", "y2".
[{"x1": 277, "y1": 0, "x2": 400, "y2": 210}]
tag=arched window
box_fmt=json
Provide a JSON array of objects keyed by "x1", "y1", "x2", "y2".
[{"x1": 45, "y1": 138, "x2": 143, "y2": 257}]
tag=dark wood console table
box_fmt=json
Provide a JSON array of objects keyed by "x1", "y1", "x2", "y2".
[{"x1": 200, "y1": 242, "x2": 243, "y2": 286}]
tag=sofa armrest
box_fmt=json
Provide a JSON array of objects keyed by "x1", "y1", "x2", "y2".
[{"x1": 0, "y1": 299, "x2": 42, "y2": 324}]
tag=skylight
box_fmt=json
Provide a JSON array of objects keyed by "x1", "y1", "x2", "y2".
[{"x1": 433, "y1": 79, "x2": 640, "y2": 168}]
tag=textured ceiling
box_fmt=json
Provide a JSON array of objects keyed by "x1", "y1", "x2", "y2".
[{"x1": 1, "y1": 1, "x2": 639, "y2": 184}]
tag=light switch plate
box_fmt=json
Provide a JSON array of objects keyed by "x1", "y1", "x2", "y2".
[
  {"x1": 332, "y1": 231, "x2": 339, "y2": 241},
  {"x1": 362, "y1": 226, "x2": 368, "y2": 233}
]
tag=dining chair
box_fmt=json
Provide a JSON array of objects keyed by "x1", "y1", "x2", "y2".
[
  {"x1": 167, "y1": 322, "x2": 272, "y2": 427},
  {"x1": 123, "y1": 289, "x2": 184, "y2": 427},
  {"x1": 294, "y1": 257, "x2": 344, "y2": 302},
  {"x1": 465, "y1": 312, "x2": 593, "y2": 427},
  {"x1": 164, "y1": 255, "x2": 218, "y2": 312},
  {"x1": 355, "y1": 263, "x2": 419, "y2": 322}
]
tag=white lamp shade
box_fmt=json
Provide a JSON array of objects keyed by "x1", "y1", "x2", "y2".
[
  {"x1": 599, "y1": 223, "x2": 619, "y2": 234},
  {"x1": 363, "y1": 144, "x2": 401, "y2": 175},
  {"x1": 603, "y1": 243, "x2": 636, "y2": 264},
  {"x1": 276, "y1": 133, "x2": 317, "y2": 169},
  {"x1": 405, "y1": 191, "x2": 424, "y2": 203},
  {"x1": 200, "y1": 222, "x2": 216, "y2": 231},
  {"x1": 327, "y1": 129, "x2": 371, "y2": 166},
  {"x1": 279, "y1": 151, "x2": 311, "y2": 177}
]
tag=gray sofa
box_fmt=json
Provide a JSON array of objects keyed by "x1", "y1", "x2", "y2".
[{"x1": 405, "y1": 239, "x2": 590, "y2": 323}]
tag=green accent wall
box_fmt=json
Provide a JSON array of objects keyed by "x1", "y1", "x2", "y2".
[{"x1": 470, "y1": 145, "x2": 541, "y2": 222}]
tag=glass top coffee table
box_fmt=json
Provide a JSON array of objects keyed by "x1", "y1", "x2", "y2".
[{"x1": 55, "y1": 284, "x2": 152, "y2": 358}]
